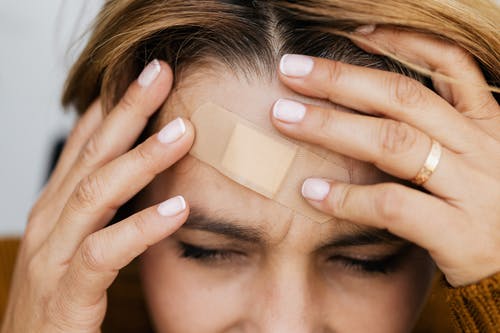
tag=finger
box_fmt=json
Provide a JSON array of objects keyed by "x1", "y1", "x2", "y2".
[
  {"x1": 271, "y1": 99, "x2": 464, "y2": 197},
  {"x1": 350, "y1": 26, "x2": 499, "y2": 115},
  {"x1": 45, "y1": 118, "x2": 194, "y2": 263},
  {"x1": 60, "y1": 196, "x2": 188, "y2": 307},
  {"x1": 301, "y1": 178, "x2": 461, "y2": 255},
  {"x1": 278, "y1": 54, "x2": 487, "y2": 153},
  {"x1": 27, "y1": 101, "x2": 104, "y2": 247},
  {"x1": 45, "y1": 60, "x2": 173, "y2": 225},
  {"x1": 38, "y1": 100, "x2": 103, "y2": 205},
  {"x1": 78, "y1": 60, "x2": 174, "y2": 170}
]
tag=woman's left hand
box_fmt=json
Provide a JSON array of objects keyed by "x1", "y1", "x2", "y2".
[{"x1": 272, "y1": 26, "x2": 500, "y2": 287}]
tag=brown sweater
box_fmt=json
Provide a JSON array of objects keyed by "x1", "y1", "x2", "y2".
[{"x1": 0, "y1": 239, "x2": 498, "y2": 332}]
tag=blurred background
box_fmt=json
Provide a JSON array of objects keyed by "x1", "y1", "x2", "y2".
[{"x1": 0, "y1": 0, "x2": 103, "y2": 236}]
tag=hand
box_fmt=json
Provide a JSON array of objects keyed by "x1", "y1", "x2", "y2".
[
  {"x1": 272, "y1": 27, "x2": 500, "y2": 287},
  {"x1": 1, "y1": 60, "x2": 194, "y2": 333}
]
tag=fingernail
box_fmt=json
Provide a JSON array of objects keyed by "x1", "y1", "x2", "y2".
[
  {"x1": 280, "y1": 54, "x2": 314, "y2": 77},
  {"x1": 158, "y1": 117, "x2": 186, "y2": 144},
  {"x1": 273, "y1": 99, "x2": 306, "y2": 123},
  {"x1": 355, "y1": 24, "x2": 376, "y2": 35},
  {"x1": 138, "y1": 59, "x2": 161, "y2": 87},
  {"x1": 302, "y1": 178, "x2": 331, "y2": 201},
  {"x1": 158, "y1": 195, "x2": 187, "y2": 217}
]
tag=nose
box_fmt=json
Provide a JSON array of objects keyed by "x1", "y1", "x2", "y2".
[{"x1": 252, "y1": 261, "x2": 318, "y2": 333}]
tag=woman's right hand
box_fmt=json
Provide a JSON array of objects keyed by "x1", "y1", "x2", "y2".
[{"x1": 1, "y1": 60, "x2": 194, "y2": 333}]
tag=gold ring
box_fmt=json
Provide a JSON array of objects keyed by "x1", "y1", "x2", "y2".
[{"x1": 411, "y1": 139, "x2": 442, "y2": 186}]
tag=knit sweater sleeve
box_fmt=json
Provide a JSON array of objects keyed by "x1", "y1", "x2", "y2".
[{"x1": 446, "y1": 272, "x2": 500, "y2": 333}]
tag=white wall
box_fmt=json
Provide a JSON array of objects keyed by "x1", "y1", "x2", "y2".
[{"x1": 0, "y1": 1, "x2": 102, "y2": 236}]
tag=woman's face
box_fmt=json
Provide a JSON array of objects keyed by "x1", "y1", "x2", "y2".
[{"x1": 139, "y1": 67, "x2": 435, "y2": 333}]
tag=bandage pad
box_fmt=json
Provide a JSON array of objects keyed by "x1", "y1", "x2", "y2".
[{"x1": 189, "y1": 103, "x2": 349, "y2": 223}]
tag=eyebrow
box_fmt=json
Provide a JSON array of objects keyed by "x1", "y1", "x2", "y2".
[
  {"x1": 317, "y1": 227, "x2": 406, "y2": 250},
  {"x1": 183, "y1": 207, "x2": 406, "y2": 248},
  {"x1": 183, "y1": 209, "x2": 266, "y2": 243}
]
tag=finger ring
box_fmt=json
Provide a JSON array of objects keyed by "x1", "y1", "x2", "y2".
[{"x1": 411, "y1": 139, "x2": 442, "y2": 186}]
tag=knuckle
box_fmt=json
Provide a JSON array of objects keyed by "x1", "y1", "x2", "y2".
[
  {"x1": 117, "y1": 91, "x2": 138, "y2": 116},
  {"x1": 133, "y1": 144, "x2": 158, "y2": 173},
  {"x1": 324, "y1": 61, "x2": 344, "y2": 99},
  {"x1": 46, "y1": 296, "x2": 84, "y2": 331},
  {"x1": 49, "y1": 295, "x2": 104, "y2": 331},
  {"x1": 387, "y1": 74, "x2": 425, "y2": 109},
  {"x1": 26, "y1": 251, "x2": 50, "y2": 285},
  {"x1": 329, "y1": 184, "x2": 353, "y2": 217},
  {"x1": 79, "y1": 235, "x2": 106, "y2": 272},
  {"x1": 462, "y1": 98, "x2": 499, "y2": 118},
  {"x1": 316, "y1": 108, "x2": 337, "y2": 141},
  {"x1": 132, "y1": 213, "x2": 150, "y2": 239},
  {"x1": 79, "y1": 135, "x2": 101, "y2": 168},
  {"x1": 74, "y1": 175, "x2": 103, "y2": 209},
  {"x1": 374, "y1": 185, "x2": 405, "y2": 221},
  {"x1": 130, "y1": 214, "x2": 157, "y2": 250},
  {"x1": 378, "y1": 120, "x2": 418, "y2": 155}
]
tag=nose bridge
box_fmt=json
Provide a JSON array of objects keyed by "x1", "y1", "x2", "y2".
[{"x1": 254, "y1": 257, "x2": 317, "y2": 332}]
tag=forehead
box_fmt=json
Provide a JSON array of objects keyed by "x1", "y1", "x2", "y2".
[
  {"x1": 156, "y1": 155, "x2": 402, "y2": 249},
  {"x1": 160, "y1": 67, "x2": 389, "y2": 186},
  {"x1": 152, "y1": 67, "x2": 394, "y2": 242}
]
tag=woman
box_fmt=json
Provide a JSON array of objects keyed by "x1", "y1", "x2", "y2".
[{"x1": 1, "y1": 0, "x2": 499, "y2": 332}]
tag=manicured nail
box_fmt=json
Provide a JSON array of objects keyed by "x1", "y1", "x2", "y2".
[
  {"x1": 158, "y1": 117, "x2": 186, "y2": 144},
  {"x1": 280, "y1": 54, "x2": 314, "y2": 77},
  {"x1": 273, "y1": 99, "x2": 306, "y2": 123},
  {"x1": 138, "y1": 59, "x2": 161, "y2": 87},
  {"x1": 302, "y1": 178, "x2": 331, "y2": 201},
  {"x1": 158, "y1": 195, "x2": 187, "y2": 217},
  {"x1": 355, "y1": 24, "x2": 376, "y2": 35}
]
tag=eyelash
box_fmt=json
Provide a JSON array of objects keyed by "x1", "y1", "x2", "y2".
[
  {"x1": 179, "y1": 242, "x2": 242, "y2": 263},
  {"x1": 179, "y1": 242, "x2": 405, "y2": 275},
  {"x1": 329, "y1": 255, "x2": 402, "y2": 275}
]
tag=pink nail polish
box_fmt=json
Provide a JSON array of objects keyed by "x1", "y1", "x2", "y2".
[
  {"x1": 355, "y1": 24, "x2": 376, "y2": 35},
  {"x1": 158, "y1": 118, "x2": 186, "y2": 144},
  {"x1": 279, "y1": 54, "x2": 314, "y2": 77},
  {"x1": 272, "y1": 98, "x2": 306, "y2": 123},
  {"x1": 302, "y1": 178, "x2": 331, "y2": 201},
  {"x1": 138, "y1": 59, "x2": 161, "y2": 87},
  {"x1": 158, "y1": 196, "x2": 186, "y2": 217}
]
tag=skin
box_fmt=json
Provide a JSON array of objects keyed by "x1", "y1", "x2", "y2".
[
  {"x1": 140, "y1": 69, "x2": 435, "y2": 332},
  {"x1": 1, "y1": 27, "x2": 499, "y2": 333}
]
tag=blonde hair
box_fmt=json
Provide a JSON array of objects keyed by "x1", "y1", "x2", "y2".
[{"x1": 62, "y1": 0, "x2": 499, "y2": 114}]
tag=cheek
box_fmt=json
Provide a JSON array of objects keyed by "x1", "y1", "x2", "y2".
[
  {"x1": 140, "y1": 240, "x2": 254, "y2": 333},
  {"x1": 319, "y1": 249, "x2": 435, "y2": 332},
  {"x1": 140, "y1": 243, "x2": 435, "y2": 333}
]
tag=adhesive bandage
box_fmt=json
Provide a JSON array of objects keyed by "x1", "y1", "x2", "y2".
[{"x1": 189, "y1": 103, "x2": 349, "y2": 223}]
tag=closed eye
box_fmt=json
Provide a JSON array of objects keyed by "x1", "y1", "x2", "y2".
[
  {"x1": 327, "y1": 244, "x2": 412, "y2": 275},
  {"x1": 178, "y1": 242, "x2": 245, "y2": 263}
]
